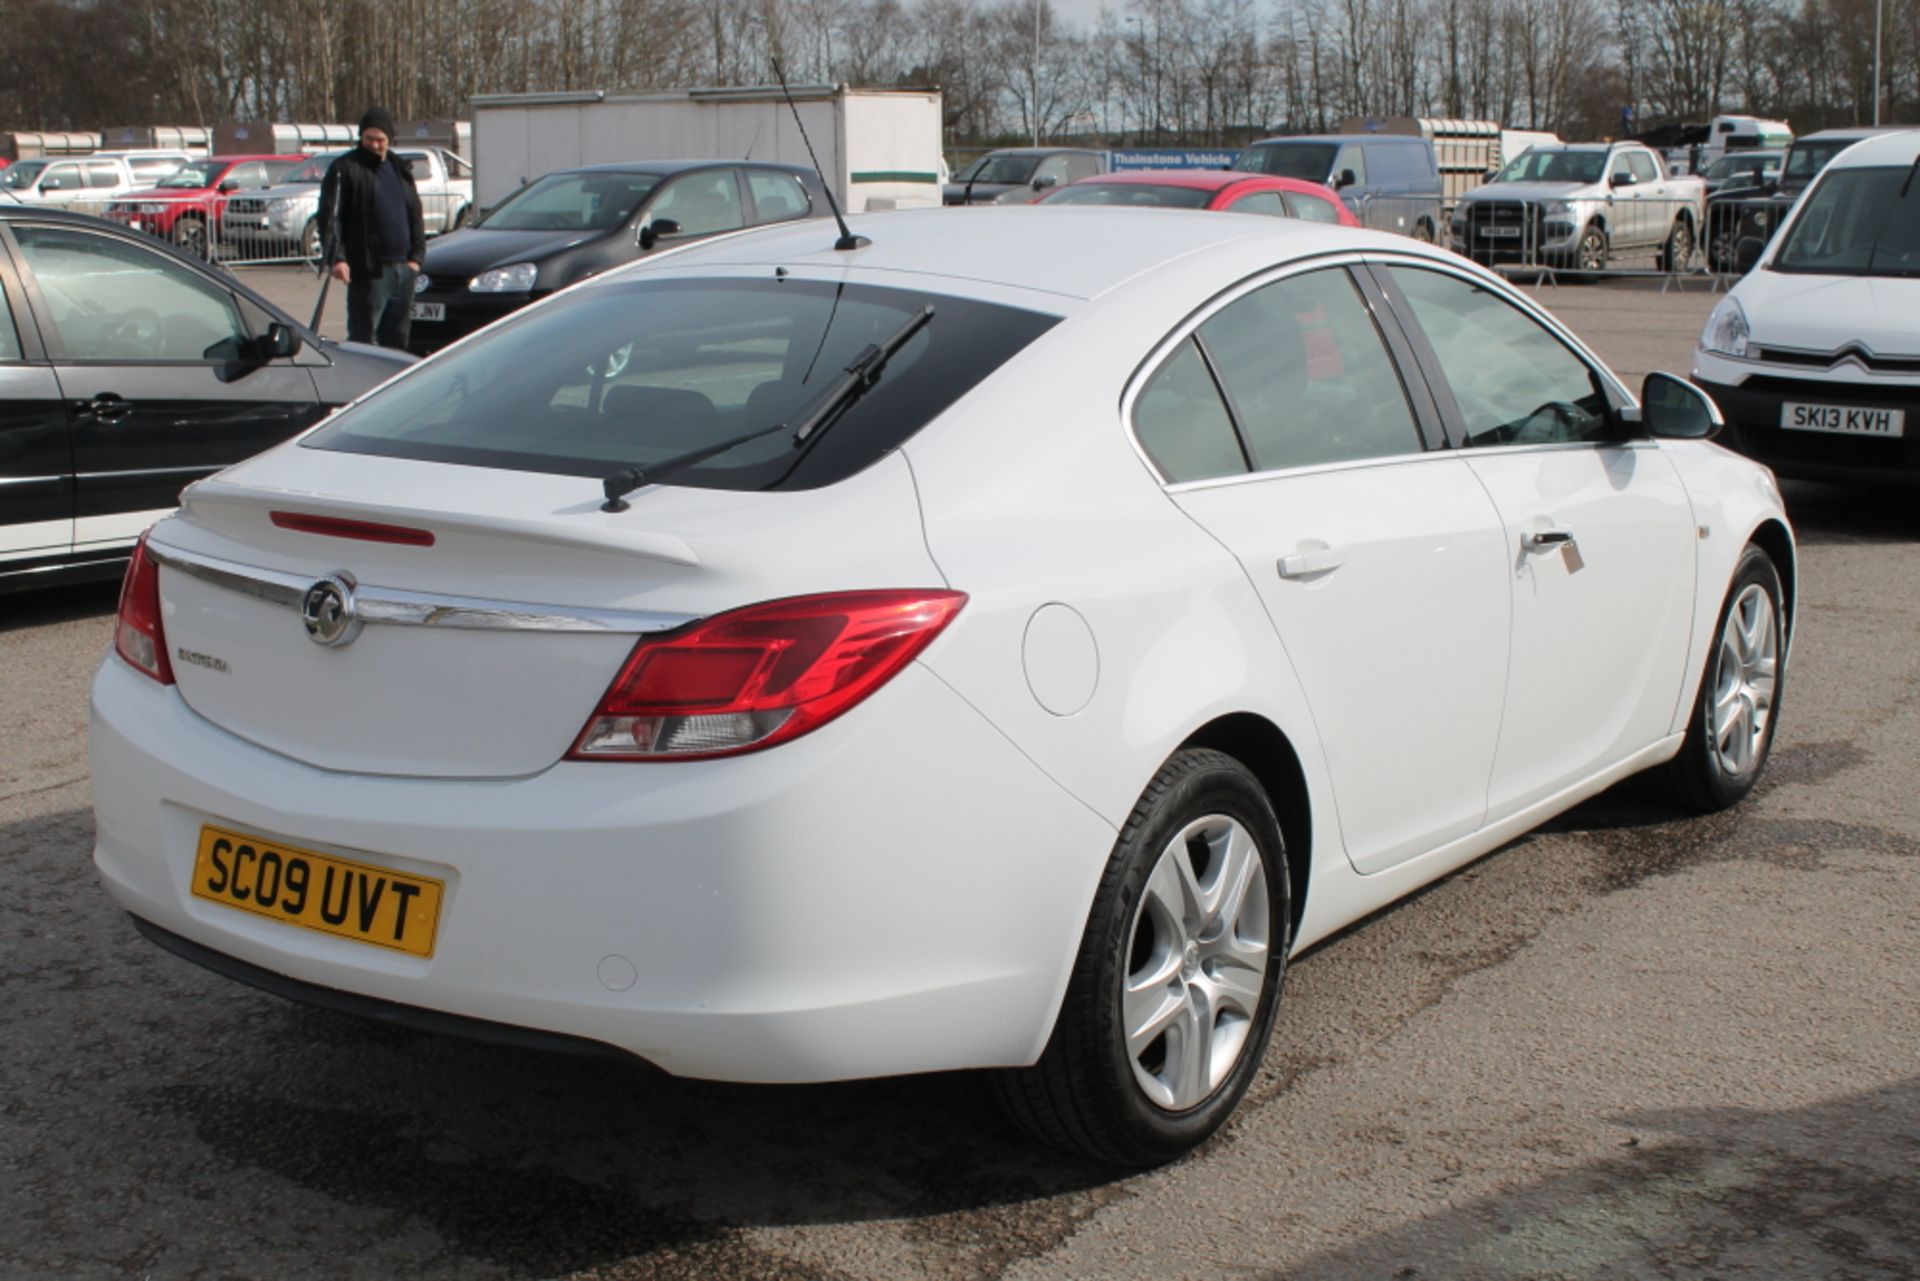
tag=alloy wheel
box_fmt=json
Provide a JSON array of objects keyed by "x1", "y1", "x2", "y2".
[
  {"x1": 1710, "y1": 583, "x2": 1778, "y2": 778},
  {"x1": 1124, "y1": 815, "x2": 1271, "y2": 1111}
]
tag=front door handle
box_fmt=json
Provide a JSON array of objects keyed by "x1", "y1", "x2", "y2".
[
  {"x1": 1523, "y1": 527, "x2": 1575, "y2": 552},
  {"x1": 1277, "y1": 546, "x2": 1347, "y2": 579},
  {"x1": 80, "y1": 394, "x2": 133, "y2": 422}
]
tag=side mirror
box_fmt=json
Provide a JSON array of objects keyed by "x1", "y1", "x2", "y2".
[
  {"x1": 218, "y1": 179, "x2": 241, "y2": 194},
  {"x1": 40, "y1": 178, "x2": 61, "y2": 191},
  {"x1": 1735, "y1": 236, "x2": 1765, "y2": 274},
  {"x1": 1610, "y1": 171, "x2": 1636, "y2": 188},
  {"x1": 1032, "y1": 175, "x2": 1058, "y2": 191},
  {"x1": 261, "y1": 321, "x2": 302, "y2": 361},
  {"x1": 638, "y1": 217, "x2": 681, "y2": 250},
  {"x1": 1336, "y1": 168, "x2": 1358, "y2": 189},
  {"x1": 1640, "y1": 372, "x2": 1722, "y2": 440}
]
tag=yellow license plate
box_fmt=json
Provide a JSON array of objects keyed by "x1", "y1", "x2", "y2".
[{"x1": 191, "y1": 825, "x2": 443, "y2": 958}]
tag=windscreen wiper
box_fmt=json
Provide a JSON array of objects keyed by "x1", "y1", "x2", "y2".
[{"x1": 599, "y1": 304, "x2": 934, "y2": 512}]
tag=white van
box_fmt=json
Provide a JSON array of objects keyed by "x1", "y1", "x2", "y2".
[{"x1": 1693, "y1": 129, "x2": 1920, "y2": 485}]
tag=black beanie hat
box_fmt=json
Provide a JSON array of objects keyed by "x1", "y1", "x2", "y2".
[{"x1": 359, "y1": 107, "x2": 396, "y2": 138}]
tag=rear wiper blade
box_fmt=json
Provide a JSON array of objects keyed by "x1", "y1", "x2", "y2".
[
  {"x1": 789, "y1": 304, "x2": 935, "y2": 446},
  {"x1": 599, "y1": 304, "x2": 934, "y2": 511}
]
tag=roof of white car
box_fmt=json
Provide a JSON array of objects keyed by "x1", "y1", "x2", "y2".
[
  {"x1": 1826, "y1": 130, "x2": 1920, "y2": 167},
  {"x1": 623, "y1": 206, "x2": 1430, "y2": 304}
]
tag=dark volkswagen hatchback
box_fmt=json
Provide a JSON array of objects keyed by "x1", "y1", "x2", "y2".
[
  {"x1": 407, "y1": 160, "x2": 829, "y2": 355},
  {"x1": 0, "y1": 206, "x2": 413, "y2": 592}
]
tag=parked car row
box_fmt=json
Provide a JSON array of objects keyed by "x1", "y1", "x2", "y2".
[
  {"x1": 102, "y1": 154, "x2": 305, "y2": 259},
  {"x1": 218, "y1": 146, "x2": 473, "y2": 261}
]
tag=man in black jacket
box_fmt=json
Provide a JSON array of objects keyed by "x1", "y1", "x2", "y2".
[{"x1": 318, "y1": 107, "x2": 426, "y2": 349}]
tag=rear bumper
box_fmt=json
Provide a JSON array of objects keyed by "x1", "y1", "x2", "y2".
[
  {"x1": 1693, "y1": 370, "x2": 1920, "y2": 484},
  {"x1": 90, "y1": 654, "x2": 1114, "y2": 1082}
]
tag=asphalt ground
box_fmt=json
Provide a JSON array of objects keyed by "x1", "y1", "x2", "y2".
[{"x1": 2, "y1": 276, "x2": 1916, "y2": 1281}]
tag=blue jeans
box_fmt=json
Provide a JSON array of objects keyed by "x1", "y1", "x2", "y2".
[{"x1": 346, "y1": 262, "x2": 416, "y2": 349}]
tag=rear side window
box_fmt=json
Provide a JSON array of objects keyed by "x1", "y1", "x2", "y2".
[
  {"x1": 307, "y1": 278, "x2": 1059, "y2": 492},
  {"x1": 747, "y1": 171, "x2": 811, "y2": 223},
  {"x1": 1133, "y1": 339, "x2": 1246, "y2": 483},
  {"x1": 1198, "y1": 268, "x2": 1421, "y2": 471},
  {"x1": 0, "y1": 282, "x2": 21, "y2": 360},
  {"x1": 1227, "y1": 191, "x2": 1289, "y2": 217},
  {"x1": 1287, "y1": 193, "x2": 1342, "y2": 224}
]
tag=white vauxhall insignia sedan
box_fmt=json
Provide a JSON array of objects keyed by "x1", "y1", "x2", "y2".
[{"x1": 92, "y1": 208, "x2": 1794, "y2": 1165}]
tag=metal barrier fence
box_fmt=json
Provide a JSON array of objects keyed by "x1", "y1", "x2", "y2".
[
  {"x1": 1350, "y1": 193, "x2": 1445, "y2": 243},
  {"x1": 1442, "y1": 192, "x2": 1715, "y2": 283},
  {"x1": 63, "y1": 187, "x2": 469, "y2": 268}
]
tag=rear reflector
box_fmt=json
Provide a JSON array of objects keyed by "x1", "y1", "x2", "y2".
[
  {"x1": 271, "y1": 512, "x2": 435, "y2": 546},
  {"x1": 570, "y1": 590, "x2": 967, "y2": 760},
  {"x1": 114, "y1": 531, "x2": 174, "y2": 684}
]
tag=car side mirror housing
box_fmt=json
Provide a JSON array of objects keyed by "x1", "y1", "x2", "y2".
[
  {"x1": 1033, "y1": 175, "x2": 1058, "y2": 191},
  {"x1": 261, "y1": 321, "x2": 302, "y2": 361},
  {"x1": 1640, "y1": 372, "x2": 1722, "y2": 440},
  {"x1": 1611, "y1": 171, "x2": 1636, "y2": 188},
  {"x1": 1735, "y1": 236, "x2": 1765, "y2": 274},
  {"x1": 638, "y1": 217, "x2": 681, "y2": 251},
  {"x1": 40, "y1": 178, "x2": 61, "y2": 191},
  {"x1": 1336, "y1": 169, "x2": 1358, "y2": 189},
  {"x1": 218, "y1": 179, "x2": 241, "y2": 193}
]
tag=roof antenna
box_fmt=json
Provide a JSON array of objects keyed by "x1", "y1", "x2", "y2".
[{"x1": 766, "y1": 45, "x2": 869, "y2": 251}]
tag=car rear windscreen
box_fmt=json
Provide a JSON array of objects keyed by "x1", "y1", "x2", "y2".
[{"x1": 306, "y1": 277, "x2": 1061, "y2": 491}]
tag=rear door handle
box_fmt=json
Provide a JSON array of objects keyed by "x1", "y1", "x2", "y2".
[{"x1": 1277, "y1": 547, "x2": 1347, "y2": 579}]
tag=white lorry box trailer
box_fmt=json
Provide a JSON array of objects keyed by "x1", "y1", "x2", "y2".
[
  {"x1": 470, "y1": 85, "x2": 944, "y2": 214},
  {"x1": 1339, "y1": 116, "x2": 1563, "y2": 204}
]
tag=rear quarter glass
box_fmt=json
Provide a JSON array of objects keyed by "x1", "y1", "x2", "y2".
[{"x1": 307, "y1": 278, "x2": 1060, "y2": 492}]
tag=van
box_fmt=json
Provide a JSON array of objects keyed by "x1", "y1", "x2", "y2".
[{"x1": 1232, "y1": 134, "x2": 1442, "y2": 240}]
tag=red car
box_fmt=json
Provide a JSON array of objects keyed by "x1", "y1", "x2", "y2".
[
  {"x1": 103, "y1": 154, "x2": 303, "y2": 259},
  {"x1": 1037, "y1": 169, "x2": 1361, "y2": 226}
]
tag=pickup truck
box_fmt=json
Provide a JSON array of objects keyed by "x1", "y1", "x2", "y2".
[
  {"x1": 1448, "y1": 142, "x2": 1707, "y2": 273},
  {"x1": 220, "y1": 146, "x2": 475, "y2": 261}
]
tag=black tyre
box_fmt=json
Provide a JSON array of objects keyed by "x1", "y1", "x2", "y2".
[
  {"x1": 1656, "y1": 544, "x2": 1785, "y2": 812},
  {"x1": 1411, "y1": 219, "x2": 1435, "y2": 244},
  {"x1": 1660, "y1": 218, "x2": 1695, "y2": 273},
  {"x1": 171, "y1": 216, "x2": 209, "y2": 260},
  {"x1": 1563, "y1": 222, "x2": 1608, "y2": 283},
  {"x1": 994, "y1": 748, "x2": 1290, "y2": 1166}
]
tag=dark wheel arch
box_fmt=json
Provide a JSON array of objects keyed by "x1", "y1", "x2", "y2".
[{"x1": 1179, "y1": 712, "x2": 1312, "y2": 940}]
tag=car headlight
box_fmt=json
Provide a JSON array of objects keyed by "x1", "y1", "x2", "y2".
[
  {"x1": 1544, "y1": 200, "x2": 1574, "y2": 216},
  {"x1": 1701, "y1": 297, "x2": 1750, "y2": 358},
  {"x1": 138, "y1": 202, "x2": 167, "y2": 214},
  {"x1": 470, "y1": 262, "x2": 537, "y2": 292}
]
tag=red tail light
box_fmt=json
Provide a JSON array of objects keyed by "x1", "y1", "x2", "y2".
[
  {"x1": 114, "y1": 532, "x2": 174, "y2": 685},
  {"x1": 570, "y1": 590, "x2": 968, "y2": 761}
]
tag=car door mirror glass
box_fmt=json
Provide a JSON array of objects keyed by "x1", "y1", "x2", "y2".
[
  {"x1": 262, "y1": 321, "x2": 301, "y2": 360},
  {"x1": 639, "y1": 217, "x2": 681, "y2": 250},
  {"x1": 1641, "y1": 372, "x2": 1722, "y2": 439}
]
